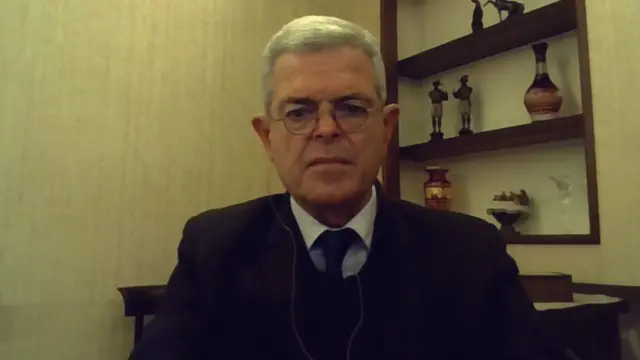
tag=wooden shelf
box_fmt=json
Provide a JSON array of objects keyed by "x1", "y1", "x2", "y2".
[
  {"x1": 505, "y1": 234, "x2": 599, "y2": 245},
  {"x1": 399, "y1": 114, "x2": 584, "y2": 162},
  {"x1": 397, "y1": 0, "x2": 577, "y2": 80}
]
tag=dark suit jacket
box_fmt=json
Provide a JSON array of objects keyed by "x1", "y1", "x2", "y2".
[{"x1": 129, "y1": 187, "x2": 546, "y2": 360}]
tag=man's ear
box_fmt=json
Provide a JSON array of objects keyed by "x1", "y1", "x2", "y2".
[
  {"x1": 382, "y1": 104, "x2": 400, "y2": 146},
  {"x1": 252, "y1": 115, "x2": 273, "y2": 157}
]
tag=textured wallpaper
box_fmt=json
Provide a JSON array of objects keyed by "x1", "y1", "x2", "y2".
[
  {"x1": 0, "y1": 1, "x2": 378, "y2": 359},
  {"x1": 1, "y1": 0, "x2": 639, "y2": 359}
]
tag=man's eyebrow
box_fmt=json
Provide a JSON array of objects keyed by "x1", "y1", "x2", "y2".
[
  {"x1": 280, "y1": 97, "x2": 316, "y2": 105},
  {"x1": 331, "y1": 93, "x2": 375, "y2": 106},
  {"x1": 277, "y1": 93, "x2": 376, "y2": 111},
  {"x1": 276, "y1": 97, "x2": 317, "y2": 114}
]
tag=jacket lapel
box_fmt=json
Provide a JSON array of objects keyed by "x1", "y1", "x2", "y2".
[
  {"x1": 369, "y1": 190, "x2": 460, "y2": 358},
  {"x1": 361, "y1": 192, "x2": 420, "y2": 357}
]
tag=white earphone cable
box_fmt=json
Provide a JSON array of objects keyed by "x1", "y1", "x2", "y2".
[{"x1": 269, "y1": 197, "x2": 365, "y2": 360}]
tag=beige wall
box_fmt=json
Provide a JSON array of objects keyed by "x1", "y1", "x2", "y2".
[
  {"x1": 398, "y1": 0, "x2": 640, "y2": 285},
  {"x1": 0, "y1": 1, "x2": 378, "y2": 359},
  {"x1": 1, "y1": 0, "x2": 638, "y2": 359}
]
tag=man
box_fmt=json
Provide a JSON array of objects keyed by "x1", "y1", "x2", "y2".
[{"x1": 129, "y1": 15, "x2": 543, "y2": 360}]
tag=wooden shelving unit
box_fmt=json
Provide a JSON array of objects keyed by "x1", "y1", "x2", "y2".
[
  {"x1": 400, "y1": 114, "x2": 584, "y2": 162},
  {"x1": 381, "y1": 0, "x2": 601, "y2": 245},
  {"x1": 397, "y1": 0, "x2": 576, "y2": 80}
]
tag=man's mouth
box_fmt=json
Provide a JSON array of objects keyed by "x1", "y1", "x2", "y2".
[{"x1": 308, "y1": 157, "x2": 352, "y2": 167}]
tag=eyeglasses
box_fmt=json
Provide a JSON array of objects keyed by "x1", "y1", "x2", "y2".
[{"x1": 272, "y1": 101, "x2": 379, "y2": 135}]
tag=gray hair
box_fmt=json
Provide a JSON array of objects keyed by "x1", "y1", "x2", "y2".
[{"x1": 261, "y1": 15, "x2": 387, "y2": 111}]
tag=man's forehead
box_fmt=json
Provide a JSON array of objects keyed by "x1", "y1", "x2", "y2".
[
  {"x1": 270, "y1": 49, "x2": 378, "y2": 101},
  {"x1": 272, "y1": 47, "x2": 373, "y2": 75}
]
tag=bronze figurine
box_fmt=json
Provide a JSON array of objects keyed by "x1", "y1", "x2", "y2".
[
  {"x1": 483, "y1": 0, "x2": 524, "y2": 22},
  {"x1": 471, "y1": 0, "x2": 484, "y2": 33},
  {"x1": 453, "y1": 75, "x2": 473, "y2": 135},
  {"x1": 428, "y1": 80, "x2": 448, "y2": 141}
]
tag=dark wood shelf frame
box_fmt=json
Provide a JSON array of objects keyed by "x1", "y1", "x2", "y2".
[
  {"x1": 399, "y1": 114, "x2": 584, "y2": 162},
  {"x1": 397, "y1": 0, "x2": 577, "y2": 80},
  {"x1": 381, "y1": 0, "x2": 400, "y2": 197},
  {"x1": 575, "y1": 0, "x2": 601, "y2": 246},
  {"x1": 380, "y1": 0, "x2": 601, "y2": 245}
]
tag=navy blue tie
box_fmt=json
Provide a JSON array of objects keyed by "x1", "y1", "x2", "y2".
[{"x1": 316, "y1": 228, "x2": 359, "y2": 281}]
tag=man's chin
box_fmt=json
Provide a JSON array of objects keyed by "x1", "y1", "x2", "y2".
[{"x1": 299, "y1": 182, "x2": 360, "y2": 205}]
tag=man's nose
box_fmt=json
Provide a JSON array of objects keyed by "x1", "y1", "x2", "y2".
[{"x1": 312, "y1": 110, "x2": 341, "y2": 140}]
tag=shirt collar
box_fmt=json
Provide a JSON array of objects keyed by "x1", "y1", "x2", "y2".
[{"x1": 290, "y1": 186, "x2": 377, "y2": 250}]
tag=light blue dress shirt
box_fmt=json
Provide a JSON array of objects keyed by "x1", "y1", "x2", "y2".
[{"x1": 290, "y1": 187, "x2": 377, "y2": 278}]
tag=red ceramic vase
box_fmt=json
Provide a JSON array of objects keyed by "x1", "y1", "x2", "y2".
[{"x1": 423, "y1": 166, "x2": 452, "y2": 210}]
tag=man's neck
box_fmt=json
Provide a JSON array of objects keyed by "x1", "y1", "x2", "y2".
[{"x1": 296, "y1": 188, "x2": 373, "y2": 228}]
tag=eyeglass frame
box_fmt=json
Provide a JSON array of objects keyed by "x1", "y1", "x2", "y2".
[{"x1": 269, "y1": 96, "x2": 383, "y2": 135}]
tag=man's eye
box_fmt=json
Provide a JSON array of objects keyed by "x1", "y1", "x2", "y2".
[
  {"x1": 285, "y1": 107, "x2": 315, "y2": 121},
  {"x1": 335, "y1": 102, "x2": 368, "y2": 117}
]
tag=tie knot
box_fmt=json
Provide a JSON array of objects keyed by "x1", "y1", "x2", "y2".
[{"x1": 316, "y1": 228, "x2": 361, "y2": 280}]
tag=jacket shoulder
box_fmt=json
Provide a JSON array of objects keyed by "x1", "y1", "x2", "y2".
[
  {"x1": 178, "y1": 194, "x2": 280, "y2": 261},
  {"x1": 188, "y1": 194, "x2": 275, "y2": 231},
  {"x1": 388, "y1": 198, "x2": 512, "y2": 279},
  {"x1": 391, "y1": 198, "x2": 503, "y2": 249}
]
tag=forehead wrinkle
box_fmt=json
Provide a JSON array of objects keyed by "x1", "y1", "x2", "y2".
[
  {"x1": 275, "y1": 72, "x2": 377, "y2": 107},
  {"x1": 271, "y1": 49, "x2": 377, "y2": 103}
]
